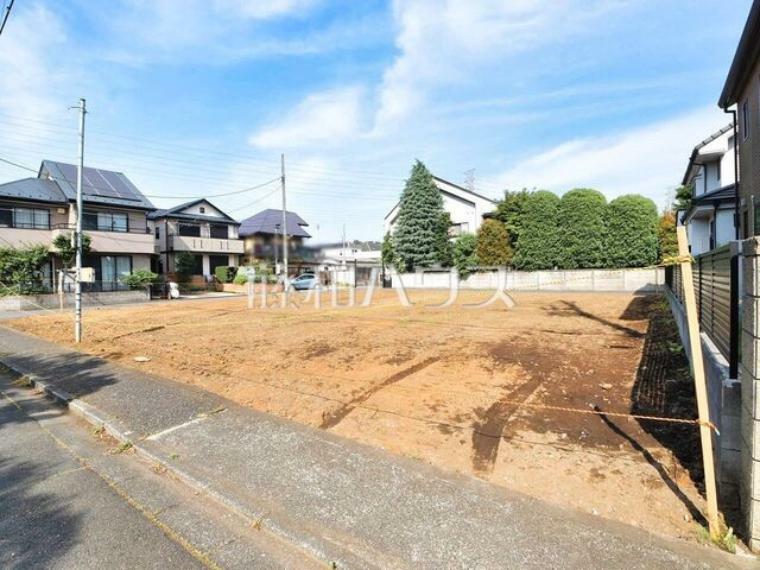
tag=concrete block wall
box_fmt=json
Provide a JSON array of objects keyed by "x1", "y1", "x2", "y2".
[
  {"x1": 394, "y1": 267, "x2": 664, "y2": 292},
  {"x1": 666, "y1": 290, "x2": 742, "y2": 506},
  {"x1": 740, "y1": 237, "x2": 760, "y2": 551},
  {"x1": 0, "y1": 290, "x2": 149, "y2": 311}
]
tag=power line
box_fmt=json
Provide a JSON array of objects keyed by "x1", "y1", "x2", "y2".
[
  {"x1": 0, "y1": 152, "x2": 281, "y2": 201},
  {"x1": 0, "y1": 156, "x2": 36, "y2": 173},
  {"x1": 0, "y1": 0, "x2": 15, "y2": 36}
]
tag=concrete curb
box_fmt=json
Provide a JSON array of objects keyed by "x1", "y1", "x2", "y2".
[{"x1": 0, "y1": 359, "x2": 354, "y2": 568}]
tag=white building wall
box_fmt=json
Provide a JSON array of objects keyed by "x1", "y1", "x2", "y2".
[
  {"x1": 688, "y1": 218, "x2": 711, "y2": 255},
  {"x1": 716, "y1": 208, "x2": 735, "y2": 246}
]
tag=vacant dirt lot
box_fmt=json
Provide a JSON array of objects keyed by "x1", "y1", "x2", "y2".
[{"x1": 7, "y1": 290, "x2": 704, "y2": 540}]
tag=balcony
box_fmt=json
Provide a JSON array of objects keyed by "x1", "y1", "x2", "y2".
[
  {"x1": 168, "y1": 234, "x2": 244, "y2": 254},
  {"x1": 51, "y1": 224, "x2": 155, "y2": 255},
  {"x1": 0, "y1": 226, "x2": 53, "y2": 249}
]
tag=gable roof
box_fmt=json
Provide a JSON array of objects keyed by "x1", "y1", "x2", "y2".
[
  {"x1": 681, "y1": 123, "x2": 734, "y2": 185},
  {"x1": 239, "y1": 209, "x2": 311, "y2": 238},
  {"x1": 383, "y1": 175, "x2": 498, "y2": 221},
  {"x1": 719, "y1": 0, "x2": 760, "y2": 108},
  {"x1": 0, "y1": 177, "x2": 68, "y2": 204},
  {"x1": 39, "y1": 160, "x2": 155, "y2": 210},
  {"x1": 147, "y1": 198, "x2": 239, "y2": 224}
]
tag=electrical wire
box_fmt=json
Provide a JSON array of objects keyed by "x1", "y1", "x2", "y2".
[{"x1": 0, "y1": 0, "x2": 15, "y2": 36}]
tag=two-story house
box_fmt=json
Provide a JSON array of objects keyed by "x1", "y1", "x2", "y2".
[
  {"x1": 679, "y1": 124, "x2": 738, "y2": 255},
  {"x1": 719, "y1": 0, "x2": 760, "y2": 237},
  {"x1": 383, "y1": 176, "x2": 497, "y2": 237},
  {"x1": 0, "y1": 160, "x2": 155, "y2": 290},
  {"x1": 148, "y1": 199, "x2": 243, "y2": 280},
  {"x1": 238, "y1": 209, "x2": 311, "y2": 268}
]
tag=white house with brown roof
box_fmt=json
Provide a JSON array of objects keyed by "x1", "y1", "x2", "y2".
[{"x1": 383, "y1": 176, "x2": 497, "y2": 237}]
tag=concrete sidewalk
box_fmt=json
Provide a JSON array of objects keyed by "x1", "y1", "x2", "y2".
[{"x1": 0, "y1": 325, "x2": 753, "y2": 569}]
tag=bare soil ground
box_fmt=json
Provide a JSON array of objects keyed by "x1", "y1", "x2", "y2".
[{"x1": 6, "y1": 290, "x2": 705, "y2": 541}]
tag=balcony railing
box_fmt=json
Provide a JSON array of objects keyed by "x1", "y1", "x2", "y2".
[
  {"x1": 168, "y1": 234, "x2": 244, "y2": 254},
  {"x1": 53, "y1": 223, "x2": 151, "y2": 234}
]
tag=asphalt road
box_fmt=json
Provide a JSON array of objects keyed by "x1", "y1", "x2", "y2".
[{"x1": 0, "y1": 382, "x2": 205, "y2": 569}]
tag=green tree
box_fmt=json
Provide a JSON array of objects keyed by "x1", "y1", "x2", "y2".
[
  {"x1": 174, "y1": 251, "x2": 196, "y2": 283},
  {"x1": 606, "y1": 194, "x2": 659, "y2": 268},
  {"x1": 452, "y1": 233, "x2": 478, "y2": 278},
  {"x1": 658, "y1": 210, "x2": 679, "y2": 262},
  {"x1": 673, "y1": 184, "x2": 692, "y2": 211},
  {"x1": 0, "y1": 245, "x2": 51, "y2": 294},
  {"x1": 476, "y1": 218, "x2": 513, "y2": 266},
  {"x1": 557, "y1": 188, "x2": 608, "y2": 269},
  {"x1": 513, "y1": 190, "x2": 560, "y2": 270},
  {"x1": 381, "y1": 231, "x2": 395, "y2": 268},
  {"x1": 493, "y1": 188, "x2": 530, "y2": 249},
  {"x1": 435, "y1": 212, "x2": 454, "y2": 267},
  {"x1": 392, "y1": 160, "x2": 449, "y2": 271},
  {"x1": 52, "y1": 232, "x2": 91, "y2": 268}
]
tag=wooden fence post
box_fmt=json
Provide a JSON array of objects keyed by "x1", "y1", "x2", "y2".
[{"x1": 676, "y1": 226, "x2": 720, "y2": 537}]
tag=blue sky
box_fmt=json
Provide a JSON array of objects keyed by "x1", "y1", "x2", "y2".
[{"x1": 0, "y1": 0, "x2": 753, "y2": 241}]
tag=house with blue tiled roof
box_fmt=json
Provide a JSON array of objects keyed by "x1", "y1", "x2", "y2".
[
  {"x1": 238, "y1": 208, "x2": 311, "y2": 266},
  {"x1": 0, "y1": 160, "x2": 156, "y2": 291}
]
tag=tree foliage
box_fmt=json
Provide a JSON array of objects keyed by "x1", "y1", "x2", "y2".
[
  {"x1": 673, "y1": 185, "x2": 692, "y2": 211},
  {"x1": 52, "y1": 232, "x2": 91, "y2": 268},
  {"x1": 513, "y1": 190, "x2": 560, "y2": 270},
  {"x1": 606, "y1": 194, "x2": 659, "y2": 267},
  {"x1": 381, "y1": 231, "x2": 395, "y2": 268},
  {"x1": 174, "y1": 251, "x2": 196, "y2": 283},
  {"x1": 435, "y1": 212, "x2": 454, "y2": 268},
  {"x1": 557, "y1": 188, "x2": 608, "y2": 269},
  {"x1": 658, "y1": 210, "x2": 679, "y2": 262},
  {"x1": 0, "y1": 245, "x2": 51, "y2": 295},
  {"x1": 392, "y1": 160, "x2": 449, "y2": 271},
  {"x1": 493, "y1": 189, "x2": 530, "y2": 249},
  {"x1": 475, "y1": 218, "x2": 512, "y2": 266},
  {"x1": 122, "y1": 269, "x2": 158, "y2": 289},
  {"x1": 452, "y1": 233, "x2": 478, "y2": 278}
]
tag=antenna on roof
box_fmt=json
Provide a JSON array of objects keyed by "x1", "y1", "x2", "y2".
[{"x1": 464, "y1": 168, "x2": 475, "y2": 191}]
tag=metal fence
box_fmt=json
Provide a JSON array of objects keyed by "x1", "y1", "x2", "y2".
[{"x1": 665, "y1": 244, "x2": 739, "y2": 376}]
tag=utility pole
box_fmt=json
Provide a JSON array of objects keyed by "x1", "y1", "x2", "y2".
[
  {"x1": 74, "y1": 98, "x2": 86, "y2": 343},
  {"x1": 281, "y1": 153, "x2": 289, "y2": 287}
]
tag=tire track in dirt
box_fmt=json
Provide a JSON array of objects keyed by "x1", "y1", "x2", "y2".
[
  {"x1": 471, "y1": 342, "x2": 568, "y2": 473},
  {"x1": 320, "y1": 357, "x2": 439, "y2": 429}
]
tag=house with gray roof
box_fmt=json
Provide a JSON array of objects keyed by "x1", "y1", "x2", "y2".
[
  {"x1": 238, "y1": 208, "x2": 311, "y2": 266},
  {"x1": 0, "y1": 160, "x2": 156, "y2": 291},
  {"x1": 679, "y1": 123, "x2": 737, "y2": 255},
  {"x1": 148, "y1": 198, "x2": 243, "y2": 280}
]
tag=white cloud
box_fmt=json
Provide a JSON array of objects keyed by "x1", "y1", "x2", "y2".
[
  {"x1": 98, "y1": 0, "x2": 336, "y2": 64},
  {"x1": 374, "y1": 0, "x2": 627, "y2": 129},
  {"x1": 488, "y1": 106, "x2": 730, "y2": 208},
  {"x1": 249, "y1": 86, "x2": 365, "y2": 149},
  {"x1": 0, "y1": 5, "x2": 68, "y2": 122},
  {"x1": 214, "y1": 0, "x2": 320, "y2": 19}
]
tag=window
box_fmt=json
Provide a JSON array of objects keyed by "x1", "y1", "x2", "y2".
[
  {"x1": 154, "y1": 226, "x2": 160, "y2": 239},
  {"x1": 716, "y1": 160, "x2": 721, "y2": 183},
  {"x1": 742, "y1": 99, "x2": 750, "y2": 140},
  {"x1": 191, "y1": 254, "x2": 203, "y2": 275},
  {"x1": 100, "y1": 255, "x2": 132, "y2": 289},
  {"x1": 0, "y1": 208, "x2": 11, "y2": 227},
  {"x1": 178, "y1": 223, "x2": 201, "y2": 237},
  {"x1": 13, "y1": 208, "x2": 49, "y2": 229},
  {"x1": 199, "y1": 206, "x2": 205, "y2": 214},
  {"x1": 209, "y1": 255, "x2": 228, "y2": 274},
  {"x1": 83, "y1": 210, "x2": 129, "y2": 232},
  {"x1": 209, "y1": 224, "x2": 228, "y2": 238}
]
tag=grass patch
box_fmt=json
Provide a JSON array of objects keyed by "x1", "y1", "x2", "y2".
[
  {"x1": 111, "y1": 441, "x2": 133, "y2": 455},
  {"x1": 697, "y1": 524, "x2": 737, "y2": 554}
]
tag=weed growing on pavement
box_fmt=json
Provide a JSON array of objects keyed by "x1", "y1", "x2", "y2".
[
  {"x1": 112, "y1": 441, "x2": 133, "y2": 454},
  {"x1": 697, "y1": 524, "x2": 737, "y2": 553}
]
